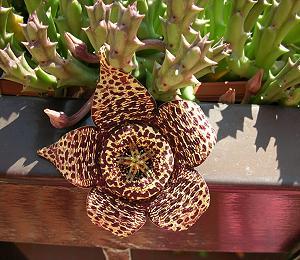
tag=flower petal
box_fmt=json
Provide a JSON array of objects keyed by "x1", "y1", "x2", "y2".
[
  {"x1": 155, "y1": 100, "x2": 216, "y2": 167},
  {"x1": 37, "y1": 126, "x2": 102, "y2": 188},
  {"x1": 92, "y1": 47, "x2": 156, "y2": 130},
  {"x1": 86, "y1": 187, "x2": 147, "y2": 237},
  {"x1": 100, "y1": 124, "x2": 174, "y2": 200},
  {"x1": 148, "y1": 167, "x2": 210, "y2": 232}
]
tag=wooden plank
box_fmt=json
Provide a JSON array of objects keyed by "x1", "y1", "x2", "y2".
[
  {"x1": 0, "y1": 96, "x2": 300, "y2": 252},
  {"x1": 0, "y1": 182, "x2": 299, "y2": 252}
]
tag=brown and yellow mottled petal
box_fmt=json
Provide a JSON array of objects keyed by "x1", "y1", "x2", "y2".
[
  {"x1": 155, "y1": 100, "x2": 216, "y2": 167},
  {"x1": 100, "y1": 124, "x2": 174, "y2": 200},
  {"x1": 86, "y1": 187, "x2": 147, "y2": 237},
  {"x1": 91, "y1": 47, "x2": 156, "y2": 130},
  {"x1": 37, "y1": 126, "x2": 102, "y2": 188},
  {"x1": 148, "y1": 167, "x2": 210, "y2": 232}
]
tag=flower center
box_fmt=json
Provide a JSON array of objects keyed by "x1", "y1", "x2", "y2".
[
  {"x1": 118, "y1": 143, "x2": 154, "y2": 181},
  {"x1": 100, "y1": 124, "x2": 174, "y2": 200}
]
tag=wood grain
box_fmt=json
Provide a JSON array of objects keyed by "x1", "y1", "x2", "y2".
[{"x1": 0, "y1": 181, "x2": 299, "y2": 252}]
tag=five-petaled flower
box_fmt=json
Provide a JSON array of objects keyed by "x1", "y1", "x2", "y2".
[{"x1": 38, "y1": 47, "x2": 217, "y2": 238}]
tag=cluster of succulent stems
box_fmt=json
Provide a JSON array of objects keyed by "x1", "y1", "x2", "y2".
[{"x1": 1, "y1": 0, "x2": 300, "y2": 107}]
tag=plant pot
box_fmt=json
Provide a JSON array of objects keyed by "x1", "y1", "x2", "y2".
[
  {"x1": 0, "y1": 79, "x2": 55, "y2": 97},
  {"x1": 195, "y1": 81, "x2": 246, "y2": 102},
  {"x1": 0, "y1": 79, "x2": 247, "y2": 101},
  {"x1": 0, "y1": 94, "x2": 299, "y2": 253},
  {"x1": 0, "y1": 79, "x2": 26, "y2": 96}
]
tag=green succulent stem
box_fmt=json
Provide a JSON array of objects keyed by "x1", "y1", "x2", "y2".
[
  {"x1": 248, "y1": 1, "x2": 300, "y2": 70},
  {"x1": 84, "y1": 0, "x2": 111, "y2": 52},
  {"x1": 284, "y1": 23, "x2": 300, "y2": 45},
  {"x1": 106, "y1": 2, "x2": 145, "y2": 72},
  {"x1": 252, "y1": 58, "x2": 300, "y2": 104},
  {"x1": 0, "y1": 6, "x2": 13, "y2": 49},
  {"x1": 244, "y1": 0, "x2": 271, "y2": 32},
  {"x1": 162, "y1": 0, "x2": 203, "y2": 53},
  {"x1": 24, "y1": 0, "x2": 42, "y2": 13},
  {"x1": 149, "y1": 34, "x2": 230, "y2": 101},
  {"x1": 55, "y1": 0, "x2": 89, "y2": 44},
  {"x1": 206, "y1": 0, "x2": 229, "y2": 40},
  {"x1": 0, "y1": 6, "x2": 24, "y2": 56},
  {"x1": 225, "y1": 0, "x2": 255, "y2": 59},
  {"x1": 224, "y1": 0, "x2": 257, "y2": 78}
]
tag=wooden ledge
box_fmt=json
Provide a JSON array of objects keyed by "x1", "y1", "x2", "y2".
[{"x1": 0, "y1": 96, "x2": 299, "y2": 252}]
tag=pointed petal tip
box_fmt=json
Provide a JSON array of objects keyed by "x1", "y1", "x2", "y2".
[
  {"x1": 36, "y1": 148, "x2": 44, "y2": 157},
  {"x1": 92, "y1": 50, "x2": 156, "y2": 130},
  {"x1": 37, "y1": 147, "x2": 44, "y2": 156},
  {"x1": 37, "y1": 144, "x2": 56, "y2": 163}
]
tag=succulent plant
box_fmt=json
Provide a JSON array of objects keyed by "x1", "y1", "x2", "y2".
[
  {"x1": 0, "y1": 5, "x2": 23, "y2": 53},
  {"x1": 0, "y1": 44, "x2": 57, "y2": 92},
  {"x1": 21, "y1": 13, "x2": 98, "y2": 88},
  {"x1": 106, "y1": 2, "x2": 145, "y2": 72},
  {"x1": 252, "y1": 57, "x2": 300, "y2": 105},
  {"x1": 247, "y1": 1, "x2": 300, "y2": 70},
  {"x1": 1, "y1": 0, "x2": 300, "y2": 106},
  {"x1": 161, "y1": 0, "x2": 203, "y2": 52},
  {"x1": 148, "y1": 34, "x2": 230, "y2": 101},
  {"x1": 84, "y1": 0, "x2": 110, "y2": 52}
]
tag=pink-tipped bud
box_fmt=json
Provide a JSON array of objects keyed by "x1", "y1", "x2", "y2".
[
  {"x1": 219, "y1": 88, "x2": 236, "y2": 104},
  {"x1": 44, "y1": 109, "x2": 68, "y2": 129},
  {"x1": 242, "y1": 69, "x2": 264, "y2": 104},
  {"x1": 64, "y1": 32, "x2": 98, "y2": 63},
  {"x1": 44, "y1": 94, "x2": 94, "y2": 129}
]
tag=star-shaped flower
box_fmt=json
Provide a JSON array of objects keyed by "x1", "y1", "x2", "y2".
[{"x1": 38, "y1": 47, "x2": 217, "y2": 238}]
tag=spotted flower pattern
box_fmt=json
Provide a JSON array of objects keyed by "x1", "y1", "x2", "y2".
[{"x1": 38, "y1": 47, "x2": 217, "y2": 237}]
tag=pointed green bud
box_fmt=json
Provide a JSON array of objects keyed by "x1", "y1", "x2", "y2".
[{"x1": 159, "y1": 49, "x2": 175, "y2": 75}]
